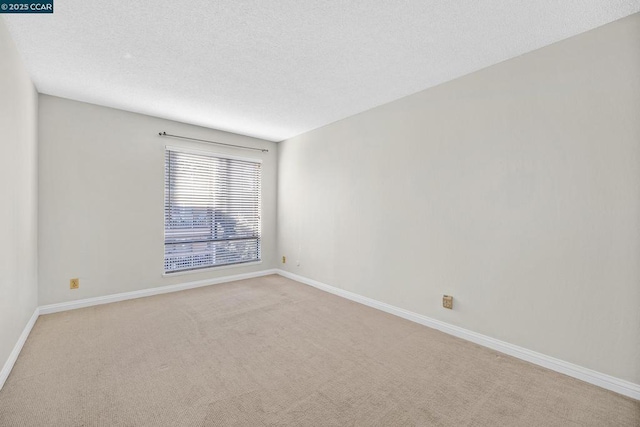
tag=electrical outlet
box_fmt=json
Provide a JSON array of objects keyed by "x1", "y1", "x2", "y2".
[
  {"x1": 282, "y1": 256, "x2": 286, "y2": 264},
  {"x1": 443, "y1": 295, "x2": 453, "y2": 309},
  {"x1": 70, "y1": 278, "x2": 79, "y2": 289}
]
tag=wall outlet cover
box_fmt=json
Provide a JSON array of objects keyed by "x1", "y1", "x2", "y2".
[{"x1": 443, "y1": 295, "x2": 453, "y2": 309}]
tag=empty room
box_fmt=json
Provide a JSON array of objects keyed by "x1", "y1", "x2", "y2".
[{"x1": 1, "y1": 1, "x2": 639, "y2": 425}]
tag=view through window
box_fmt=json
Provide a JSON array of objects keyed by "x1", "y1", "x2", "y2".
[{"x1": 164, "y1": 148, "x2": 261, "y2": 273}]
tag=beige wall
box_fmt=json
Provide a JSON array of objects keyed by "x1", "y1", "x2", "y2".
[
  {"x1": 277, "y1": 14, "x2": 640, "y2": 384},
  {"x1": 0, "y1": 19, "x2": 38, "y2": 373},
  {"x1": 38, "y1": 95, "x2": 277, "y2": 305}
]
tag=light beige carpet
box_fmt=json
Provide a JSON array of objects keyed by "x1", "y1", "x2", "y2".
[{"x1": 0, "y1": 275, "x2": 638, "y2": 426}]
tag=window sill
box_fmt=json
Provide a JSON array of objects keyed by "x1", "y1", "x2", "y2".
[{"x1": 162, "y1": 260, "x2": 263, "y2": 277}]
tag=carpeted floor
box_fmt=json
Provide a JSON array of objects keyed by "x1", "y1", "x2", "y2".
[{"x1": 0, "y1": 275, "x2": 638, "y2": 426}]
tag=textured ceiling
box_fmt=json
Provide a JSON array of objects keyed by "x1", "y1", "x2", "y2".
[{"x1": 3, "y1": 1, "x2": 640, "y2": 141}]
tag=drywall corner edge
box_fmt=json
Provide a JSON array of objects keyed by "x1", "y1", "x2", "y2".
[{"x1": 275, "y1": 269, "x2": 640, "y2": 401}]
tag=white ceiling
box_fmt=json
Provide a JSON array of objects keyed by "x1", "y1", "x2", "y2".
[{"x1": 4, "y1": 1, "x2": 639, "y2": 141}]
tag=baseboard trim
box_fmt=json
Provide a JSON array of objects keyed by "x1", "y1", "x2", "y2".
[
  {"x1": 39, "y1": 269, "x2": 278, "y2": 315},
  {"x1": 0, "y1": 307, "x2": 39, "y2": 391},
  {"x1": 4, "y1": 270, "x2": 637, "y2": 399},
  {"x1": 1, "y1": 269, "x2": 278, "y2": 391},
  {"x1": 275, "y1": 269, "x2": 640, "y2": 400}
]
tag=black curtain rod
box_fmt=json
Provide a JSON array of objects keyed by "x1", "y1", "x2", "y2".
[{"x1": 158, "y1": 131, "x2": 269, "y2": 153}]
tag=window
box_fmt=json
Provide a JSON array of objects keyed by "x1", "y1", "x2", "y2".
[{"x1": 164, "y1": 147, "x2": 261, "y2": 273}]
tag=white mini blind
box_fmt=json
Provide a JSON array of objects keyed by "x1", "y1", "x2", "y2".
[{"x1": 164, "y1": 148, "x2": 262, "y2": 273}]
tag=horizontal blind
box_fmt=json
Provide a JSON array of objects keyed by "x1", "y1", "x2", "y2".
[{"x1": 164, "y1": 148, "x2": 261, "y2": 273}]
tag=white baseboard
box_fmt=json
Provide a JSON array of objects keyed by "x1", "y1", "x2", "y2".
[
  {"x1": 39, "y1": 269, "x2": 278, "y2": 315},
  {"x1": 275, "y1": 269, "x2": 640, "y2": 401},
  {"x1": 0, "y1": 307, "x2": 39, "y2": 391},
  {"x1": 3, "y1": 269, "x2": 637, "y2": 400},
  {"x1": 1, "y1": 269, "x2": 278, "y2": 391}
]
